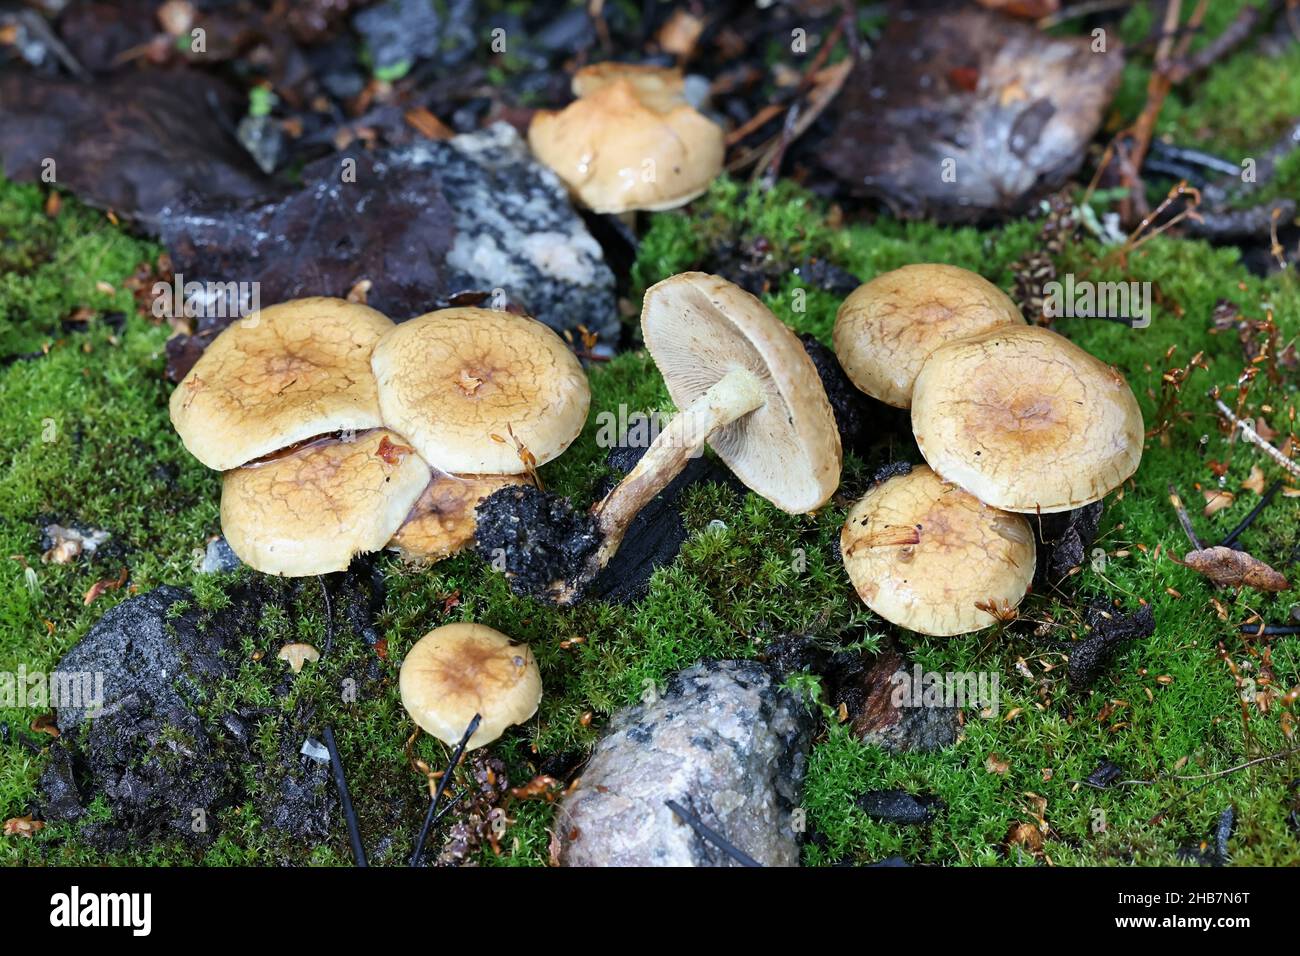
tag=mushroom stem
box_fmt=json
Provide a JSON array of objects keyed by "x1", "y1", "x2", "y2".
[{"x1": 591, "y1": 367, "x2": 765, "y2": 567}]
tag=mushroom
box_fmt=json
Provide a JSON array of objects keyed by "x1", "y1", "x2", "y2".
[
  {"x1": 832, "y1": 264, "x2": 1024, "y2": 409},
  {"x1": 478, "y1": 272, "x2": 841, "y2": 602},
  {"x1": 220, "y1": 429, "x2": 430, "y2": 576},
  {"x1": 370, "y1": 307, "x2": 590, "y2": 475},
  {"x1": 528, "y1": 63, "x2": 724, "y2": 214},
  {"x1": 911, "y1": 324, "x2": 1143, "y2": 513},
  {"x1": 170, "y1": 297, "x2": 394, "y2": 471},
  {"x1": 388, "y1": 472, "x2": 528, "y2": 564},
  {"x1": 399, "y1": 622, "x2": 542, "y2": 749},
  {"x1": 841, "y1": 465, "x2": 1035, "y2": 636}
]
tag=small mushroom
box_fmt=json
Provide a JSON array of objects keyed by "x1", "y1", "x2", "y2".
[
  {"x1": 911, "y1": 324, "x2": 1143, "y2": 513},
  {"x1": 841, "y1": 465, "x2": 1035, "y2": 636},
  {"x1": 388, "y1": 471, "x2": 528, "y2": 564},
  {"x1": 370, "y1": 307, "x2": 590, "y2": 475},
  {"x1": 221, "y1": 429, "x2": 430, "y2": 576},
  {"x1": 399, "y1": 622, "x2": 542, "y2": 749},
  {"x1": 833, "y1": 264, "x2": 1024, "y2": 409},
  {"x1": 277, "y1": 642, "x2": 321, "y2": 674},
  {"x1": 170, "y1": 297, "x2": 394, "y2": 471},
  {"x1": 528, "y1": 63, "x2": 724, "y2": 214}
]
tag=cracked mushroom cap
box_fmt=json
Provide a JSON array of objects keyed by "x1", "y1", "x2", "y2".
[
  {"x1": 833, "y1": 264, "x2": 1025, "y2": 409},
  {"x1": 388, "y1": 472, "x2": 528, "y2": 564},
  {"x1": 912, "y1": 324, "x2": 1143, "y2": 513},
  {"x1": 399, "y1": 622, "x2": 542, "y2": 750},
  {"x1": 642, "y1": 272, "x2": 841, "y2": 513},
  {"x1": 371, "y1": 308, "x2": 590, "y2": 475},
  {"x1": 220, "y1": 429, "x2": 430, "y2": 576},
  {"x1": 528, "y1": 63, "x2": 724, "y2": 213},
  {"x1": 841, "y1": 466, "x2": 1036, "y2": 636},
  {"x1": 169, "y1": 297, "x2": 394, "y2": 471}
]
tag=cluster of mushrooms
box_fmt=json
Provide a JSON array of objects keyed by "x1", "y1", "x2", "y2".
[
  {"x1": 833, "y1": 264, "x2": 1144, "y2": 636},
  {"x1": 169, "y1": 296, "x2": 589, "y2": 577},
  {"x1": 163, "y1": 61, "x2": 1145, "y2": 750}
]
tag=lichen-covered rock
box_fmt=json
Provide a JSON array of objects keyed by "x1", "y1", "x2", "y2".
[
  {"x1": 160, "y1": 122, "x2": 617, "y2": 369},
  {"x1": 559, "y1": 660, "x2": 813, "y2": 867}
]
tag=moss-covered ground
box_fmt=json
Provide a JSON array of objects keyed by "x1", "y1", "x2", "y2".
[{"x1": 3, "y1": 1, "x2": 1300, "y2": 866}]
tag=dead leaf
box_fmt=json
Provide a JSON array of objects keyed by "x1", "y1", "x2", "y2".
[
  {"x1": 30, "y1": 713, "x2": 59, "y2": 738},
  {"x1": 277, "y1": 642, "x2": 320, "y2": 673},
  {"x1": 1242, "y1": 466, "x2": 1267, "y2": 495},
  {"x1": 1181, "y1": 546, "x2": 1289, "y2": 591},
  {"x1": 83, "y1": 567, "x2": 128, "y2": 606},
  {"x1": 510, "y1": 775, "x2": 562, "y2": 802},
  {"x1": 1005, "y1": 820, "x2": 1043, "y2": 852},
  {"x1": 3, "y1": 816, "x2": 43, "y2": 838},
  {"x1": 1203, "y1": 489, "x2": 1235, "y2": 516},
  {"x1": 985, "y1": 752, "x2": 1011, "y2": 775}
]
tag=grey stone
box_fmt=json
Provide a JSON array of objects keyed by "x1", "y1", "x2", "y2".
[
  {"x1": 53, "y1": 585, "x2": 231, "y2": 734},
  {"x1": 200, "y1": 536, "x2": 242, "y2": 574},
  {"x1": 559, "y1": 660, "x2": 814, "y2": 867},
  {"x1": 160, "y1": 123, "x2": 618, "y2": 349}
]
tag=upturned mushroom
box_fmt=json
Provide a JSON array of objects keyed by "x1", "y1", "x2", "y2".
[
  {"x1": 833, "y1": 264, "x2": 1024, "y2": 409},
  {"x1": 528, "y1": 63, "x2": 724, "y2": 214},
  {"x1": 399, "y1": 622, "x2": 542, "y2": 749},
  {"x1": 370, "y1": 307, "x2": 590, "y2": 475},
  {"x1": 221, "y1": 430, "x2": 430, "y2": 576},
  {"x1": 841, "y1": 465, "x2": 1035, "y2": 636},
  {"x1": 388, "y1": 472, "x2": 527, "y2": 564},
  {"x1": 911, "y1": 324, "x2": 1143, "y2": 513},
  {"x1": 170, "y1": 297, "x2": 394, "y2": 471},
  {"x1": 477, "y1": 272, "x2": 841, "y2": 602}
]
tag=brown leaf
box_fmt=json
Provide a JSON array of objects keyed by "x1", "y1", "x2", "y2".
[
  {"x1": 83, "y1": 567, "x2": 128, "y2": 606},
  {"x1": 510, "y1": 775, "x2": 562, "y2": 802},
  {"x1": 1181, "y1": 546, "x2": 1289, "y2": 591},
  {"x1": 1005, "y1": 820, "x2": 1043, "y2": 852},
  {"x1": 1202, "y1": 488, "x2": 1235, "y2": 516},
  {"x1": 1242, "y1": 466, "x2": 1267, "y2": 495},
  {"x1": 30, "y1": 713, "x2": 59, "y2": 738},
  {"x1": 985, "y1": 752, "x2": 1011, "y2": 775},
  {"x1": 3, "y1": 815, "x2": 43, "y2": 838}
]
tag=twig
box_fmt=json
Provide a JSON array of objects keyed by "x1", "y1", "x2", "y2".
[
  {"x1": 1084, "y1": 747, "x2": 1300, "y2": 788},
  {"x1": 1239, "y1": 623, "x2": 1300, "y2": 635},
  {"x1": 1213, "y1": 397, "x2": 1300, "y2": 480},
  {"x1": 1168, "y1": 485, "x2": 1205, "y2": 550},
  {"x1": 1221, "y1": 479, "x2": 1283, "y2": 548},
  {"x1": 664, "y1": 799, "x2": 761, "y2": 867},
  {"x1": 322, "y1": 726, "x2": 367, "y2": 867},
  {"x1": 410, "y1": 713, "x2": 481, "y2": 867}
]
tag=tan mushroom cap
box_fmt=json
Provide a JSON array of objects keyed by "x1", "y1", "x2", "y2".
[
  {"x1": 169, "y1": 297, "x2": 394, "y2": 471},
  {"x1": 388, "y1": 472, "x2": 527, "y2": 564},
  {"x1": 642, "y1": 272, "x2": 841, "y2": 513},
  {"x1": 912, "y1": 324, "x2": 1144, "y2": 514},
  {"x1": 399, "y1": 623, "x2": 542, "y2": 750},
  {"x1": 841, "y1": 466, "x2": 1036, "y2": 636},
  {"x1": 220, "y1": 429, "x2": 430, "y2": 576},
  {"x1": 833, "y1": 264, "x2": 1025, "y2": 409},
  {"x1": 528, "y1": 64, "x2": 724, "y2": 213},
  {"x1": 371, "y1": 308, "x2": 590, "y2": 475}
]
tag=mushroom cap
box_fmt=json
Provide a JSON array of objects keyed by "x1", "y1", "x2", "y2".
[
  {"x1": 399, "y1": 622, "x2": 542, "y2": 749},
  {"x1": 388, "y1": 472, "x2": 528, "y2": 563},
  {"x1": 833, "y1": 264, "x2": 1025, "y2": 409},
  {"x1": 528, "y1": 65, "x2": 724, "y2": 213},
  {"x1": 169, "y1": 297, "x2": 394, "y2": 471},
  {"x1": 840, "y1": 465, "x2": 1036, "y2": 636},
  {"x1": 912, "y1": 324, "x2": 1144, "y2": 513},
  {"x1": 371, "y1": 308, "x2": 590, "y2": 475},
  {"x1": 641, "y1": 272, "x2": 841, "y2": 513},
  {"x1": 220, "y1": 429, "x2": 430, "y2": 576}
]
